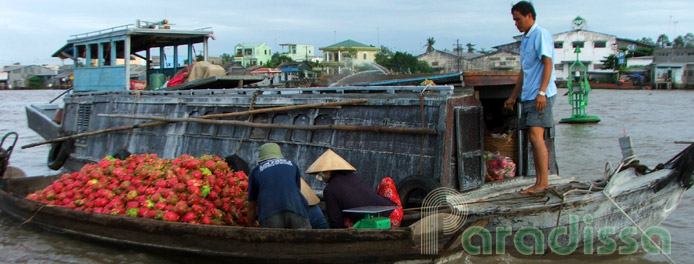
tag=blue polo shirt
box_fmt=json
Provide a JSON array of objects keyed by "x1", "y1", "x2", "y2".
[
  {"x1": 520, "y1": 23, "x2": 557, "y2": 101},
  {"x1": 248, "y1": 158, "x2": 309, "y2": 222}
]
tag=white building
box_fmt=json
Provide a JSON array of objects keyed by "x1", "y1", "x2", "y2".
[{"x1": 496, "y1": 17, "x2": 654, "y2": 81}]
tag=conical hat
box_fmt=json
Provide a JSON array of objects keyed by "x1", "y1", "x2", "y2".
[
  {"x1": 300, "y1": 178, "x2": 320, "y2": 206},
  {"x1": 305, "y1": 149, "x2": 356, "y2": 174}
]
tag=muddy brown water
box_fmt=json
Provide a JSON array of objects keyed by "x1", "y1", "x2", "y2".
[{"x1": 1, "y1": 89, "x2": 692, "y2": 263}]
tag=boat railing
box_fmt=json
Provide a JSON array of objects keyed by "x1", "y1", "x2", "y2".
[
  {"x1": 70, "y1": 24, "x2": 135, "y2": 39},
  {"x1": 67, "y1": 85, "x2": 456, "y2": 98}
]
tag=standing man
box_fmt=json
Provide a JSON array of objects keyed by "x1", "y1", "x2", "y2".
[
  {"x1": 247, "y1": 143, "x2": 311, "y2": 228},
  {"x1": 505, "y1": 1, "x2": 557, "y2": 195}
]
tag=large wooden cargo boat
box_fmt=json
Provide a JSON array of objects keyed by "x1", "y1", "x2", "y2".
[{"x1": 24, "y1": 20, "x2": 557, "y2": 205}]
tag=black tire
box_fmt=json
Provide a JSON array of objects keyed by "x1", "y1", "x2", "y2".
[
  {"x1": 47, "y1": 140, "x2": 73, "y2": 170},
  {"x1": 224, "y1": 155, "x2": 250, "y2": 176},
  {"x1": 112, "y1": 149, "x2": 132, "y2": 160},
  {"x1": 397, "y1": 175, "x2": 440, "y2": 209}
]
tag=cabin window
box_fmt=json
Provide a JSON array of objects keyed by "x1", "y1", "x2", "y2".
[
  {"x1": 250, "y1": 114, "x2": 269, "y2": 139},
  {"x1": 75, "y1": 45, "x2": 87, "y2": 67},
  {"x1": 554, "y1": 42, "x2": 563, "y2": 49},
  {"x1": 269, "y1": 114, "x2": 291, "y2": 141},
  {"x1": 88, "y1": 44, "x2": 99, "y2": 67},
  {"x1": 572, "y1": 41, "x2": 584, "y2": 48},
  {"x1": 291, "y1": 115, "x2": 311, "y2": 142},
  {"x1": 99, "y1": 42, "x2": 111, "y2": 66},
  {"x1": 115, "y1": 41, "x2": 126, "y2": 65},
  {"x1": 594, "y1": 41, "x2": 607, "y2": 48}
]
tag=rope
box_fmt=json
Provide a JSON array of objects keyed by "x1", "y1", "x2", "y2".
[{"x1": 601, "y1": 190, "x2": 675, "y2": 264}]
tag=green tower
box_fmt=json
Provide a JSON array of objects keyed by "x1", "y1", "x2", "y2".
[{"x1": 560, "y1": 46, "x2": 600, "y2": 124}]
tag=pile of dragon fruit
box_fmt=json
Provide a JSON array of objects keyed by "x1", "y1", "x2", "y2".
[{"x1": 27, "y1": 153, "x2": 249, "y2": 226}]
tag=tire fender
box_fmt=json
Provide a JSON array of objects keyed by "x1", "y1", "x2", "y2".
[
  {"x1": 396, "y1": 175, "x2": 440, "y2": 208},
  {"x1": 224, "y1": 154, "x2": 250, "y2": 176},
  {"x1": 47, "y1": 140, "x2": 74, "y2": 170}
]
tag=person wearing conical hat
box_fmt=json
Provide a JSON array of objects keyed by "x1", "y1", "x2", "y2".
[
  {"x1": 306, "y1": 149, "x2": 399, "y2": 228},
  {"x1": 247, "y1": 143, "x2": 311, "y2": 229},
  {"x1": 300, "y1": 177, "x2": 329, "y2": 229}
]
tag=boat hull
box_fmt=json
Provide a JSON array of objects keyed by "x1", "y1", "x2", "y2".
[
  {"x1": 457, "y1": 166, "x2": 689, "y2": 254},
  {"x1": 0, "y1": 176, "x2": 441, "y2": 263}
]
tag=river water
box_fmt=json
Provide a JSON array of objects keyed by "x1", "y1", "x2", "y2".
[{"x1": 1, "y1": 89, "x2": 693, "y2": 263}]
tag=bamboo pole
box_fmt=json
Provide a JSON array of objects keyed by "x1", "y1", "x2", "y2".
[
  {"x1": 99, "y1": 115, "x2": 438, "y2": 135},
  {"x1": 21, "y1": 99, "x2": 369, "y2": 149}
]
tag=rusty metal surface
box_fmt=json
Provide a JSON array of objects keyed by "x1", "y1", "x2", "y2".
[{"x1": 462, "y1": 71, "x2": 518, "y2": 87}]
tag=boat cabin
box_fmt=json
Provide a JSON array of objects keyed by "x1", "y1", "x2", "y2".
[{"x1": 50, "y1": 19, "x2": 260, "y2": 91}]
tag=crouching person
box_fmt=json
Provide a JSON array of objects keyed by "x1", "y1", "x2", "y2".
[
  {"x1": 306, "y1": 149, "x2": 402, "y2": 228},
  {"x1": 247, "y1": 143, "x2": 311, "y2": 229}
]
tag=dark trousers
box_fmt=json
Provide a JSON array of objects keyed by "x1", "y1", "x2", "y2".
[{"x1": 260, "y1": 211, "x2": 312, "y2": 229}]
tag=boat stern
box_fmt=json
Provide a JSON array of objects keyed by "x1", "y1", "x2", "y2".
[{"x1": 25, "y1": 104, "x2": 63, "y2": 140}]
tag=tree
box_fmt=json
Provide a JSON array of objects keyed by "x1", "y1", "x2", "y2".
[
  {"x1": 341, "y1": 48, "x2": 357, "y2": 59},
  {"x1": 673, "y1": 36, "x2": 685, "y2": 48},
  {"x1": 220, "y1": 53, "x2": 232, "y2": 65},
  {"x1": 656, "y1": 34, "x2": 671, "y2": 48},
  {"x1": 636, "y1": 37, "x2": 655, "y2": 45},
  {"x1": 375, "y1": 46, "x2": 432, "y2": 74},
  {"x1": 27, "y1": 76, "x2": 46, "y2": 89},
  {"x1": 265, "y1": 52, "x2": 294, "y2": 68},
  {"x1": 601, "y1": 46, "x2": 651, "y2": 70},
  {"x1": 684, "y1": 33, "x2": 694, "y2": 48},
  {"x1": 632, "y1": 47, "x2": 653, "y2": 57},
  {"x1": 374, "y1": 46, "x2": 394, "y2": 68},
  {"x1": 424, "y1": 37, "x2": 436, "y2": 52},
  {"x1": 465, "y1": 42, "x2": 476, "y2": 53}
]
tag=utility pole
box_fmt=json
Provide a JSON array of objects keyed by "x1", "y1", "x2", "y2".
[{"x1": 453, "y1": 39, "x2": 462, "y2": 72}]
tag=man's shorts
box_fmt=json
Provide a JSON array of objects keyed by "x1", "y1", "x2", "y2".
[{"x1": 519, "y1": 95, "x2": 555, "y2": 130}]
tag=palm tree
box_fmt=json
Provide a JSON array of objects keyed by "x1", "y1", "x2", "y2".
[
  {"x1": 465, "y1": 42, "x2": 476, "y2": 53},
  {"x1": 424, "y1": 37, "x2": 435, "y2": 52}
]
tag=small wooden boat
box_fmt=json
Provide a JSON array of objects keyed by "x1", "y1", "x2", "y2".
[{"x1": 0, "y1": 174, "x2": 474, "y2": 263}]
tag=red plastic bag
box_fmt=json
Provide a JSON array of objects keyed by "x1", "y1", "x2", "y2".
[
  {"x1": 130, "y1": 80, "x2": 145, "y2": 90},
  {"x1": 167, "y1": 71, "x2": 188, "y2": 87}
]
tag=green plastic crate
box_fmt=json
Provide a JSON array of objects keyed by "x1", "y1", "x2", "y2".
[{"x1": 353, "y1": 216, "x2": 391, "y2": 229}]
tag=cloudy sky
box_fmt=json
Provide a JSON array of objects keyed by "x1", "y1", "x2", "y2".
[{"x1": 1, "y1": 0, "x2": 692, "y2": 66}]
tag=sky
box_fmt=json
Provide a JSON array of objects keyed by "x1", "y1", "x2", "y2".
[{"x1": 1, "y1": 0, "x2": 692, "y2": 66}]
